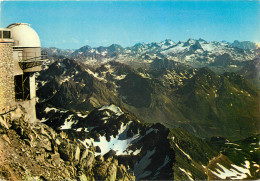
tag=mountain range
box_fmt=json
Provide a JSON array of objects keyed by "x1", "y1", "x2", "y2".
[
  {"x1": 37, "y1": 57, "x2": 259, "y2": 140},
  {"x1": 5, "y1": 38, "x2": 257, "y2": 180},
  {"x1": 43, "y1": 39, "x2": 259, "y2": 69}
]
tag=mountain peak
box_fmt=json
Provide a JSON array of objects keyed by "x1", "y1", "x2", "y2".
[
  {"x1": 162, "y1": 39, "x2": 175, "y2": 45},
  {"x1": 231, "y1": 40, "x2": 259, "y2": 50},
  {"x1": 183, "y1": 39, "x2": 197, "y2": 46},
  {"x1": 108, "y1": 44, "x2": 122, "y2": 48},
  {"x1": 198, "y1": 38, "x2": 207, "y2": 42}
]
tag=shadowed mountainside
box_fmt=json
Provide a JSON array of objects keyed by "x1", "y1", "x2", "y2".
[{"x1": 37, "y1": 58, "x2": 259, "y2": 140}]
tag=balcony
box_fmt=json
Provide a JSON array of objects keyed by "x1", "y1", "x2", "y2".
[{"x1": 18, "y1": 51, "x2": 48, "y2": 71}]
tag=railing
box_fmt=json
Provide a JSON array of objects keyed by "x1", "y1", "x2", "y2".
[
  {"x1": 18, "y1": 51, "x2": 48, "y2": 70},
  {"x1": 18, "y1": 51, "x2": 48, "y2": 62}
]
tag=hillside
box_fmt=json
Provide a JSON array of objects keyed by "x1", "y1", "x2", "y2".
[
  {"x1": 36, "y1": 104, "x2": 259, "y2": 180},
  {"x1": 37, "y1": 58, "x2": 260, "y2": 140}
]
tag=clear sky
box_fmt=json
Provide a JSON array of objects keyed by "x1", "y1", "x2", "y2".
[{"x1": 0, "y1": 1, "x2": 259, "y2": 49}]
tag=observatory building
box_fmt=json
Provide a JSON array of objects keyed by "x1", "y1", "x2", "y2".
[{"x1": 0, "y1": 23, "x2": 47, "y2": 122}]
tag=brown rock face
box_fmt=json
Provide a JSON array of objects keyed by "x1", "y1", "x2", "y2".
[{"x1": 0, "y1": 110, "x2": 135, "y2": 181}]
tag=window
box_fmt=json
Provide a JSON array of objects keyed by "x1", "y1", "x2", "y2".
[
  {"x1": 3, "y1": 31, "x2": 11, "y2": 39},
  {"x1": 14, "y1": 74, "x2": 30, "y2": 101},
  {"x1": 0, "y1": 31, "x2": 2, "y2": 39}
]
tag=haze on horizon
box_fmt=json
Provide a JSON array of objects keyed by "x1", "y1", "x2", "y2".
[{"x1": 1, "y1": 0, "x2": 259, "y2": 49}]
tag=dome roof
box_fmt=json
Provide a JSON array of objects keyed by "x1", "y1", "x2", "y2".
[{"x1": 7, "y1": 23, "x2": 41, "y2": 47}]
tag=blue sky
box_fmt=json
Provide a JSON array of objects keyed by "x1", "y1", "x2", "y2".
[{"x1": 1, "y1": 1, "x2": 259, "y2": 49}]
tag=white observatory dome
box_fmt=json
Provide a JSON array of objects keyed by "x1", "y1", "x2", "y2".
[{"x1": 7, "y1": 23, "x2": 41, "y2": 47}]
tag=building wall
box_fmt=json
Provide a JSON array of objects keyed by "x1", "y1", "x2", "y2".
[
  {"x1": 18, "y1": 99, "x2": 36, "y2": 123},
  {"x1": 0, "y1": 43, "x2": 15, "y2": 113},
  {"x1": 29, "y1": 73, "x2": 36, "y2": 99},
  {"x1": 13, "y1": 49, "x2": 23, "y2": 75}
]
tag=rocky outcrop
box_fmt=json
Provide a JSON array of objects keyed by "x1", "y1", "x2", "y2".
[{"x1": 0, "y1": 107, "x2": 134, "y2": 181}]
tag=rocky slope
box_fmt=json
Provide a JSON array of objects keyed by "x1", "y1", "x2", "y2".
[
  {"x1": 239, "y1": 57, "x2": 260, "y2": 89},
  {"x1": 37, "y1": 58, "x2": 260, "y2": 140},
  {"x1": 35, "y1": 103, "x2": 260, "y2": 180},
  {"x1": 1, "y1": 103, "x2": 258, "y2": 180},
  {"x1": 0, "y1": 106, "x2": 135, "y2": 181}
]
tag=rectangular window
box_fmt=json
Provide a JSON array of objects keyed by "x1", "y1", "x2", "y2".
[
  {"x1": 3, "y1": 31, "x2": 11, "y2": 39},
  {"x1": 14, "y1": 74, "x2": 30, "y2": 101},
  {"x1": 0, "y1": 31, "x2": 2, "y2": 39}
]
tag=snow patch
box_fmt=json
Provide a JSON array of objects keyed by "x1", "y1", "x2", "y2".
[
  {"x1": 76, "y1": 128, "x2": 83, "y2": 132},
  {"x1": 99, "y1": 104, "x2": 124, "y2": 116},
  {"x1": 210, "y1": 161, "x2": 251, "y2": 179},
  {"x1": 179, "y1": 167, "x2": 194, "y2": 180},
  {"x1": 77, "y1": 113, "x2": 88, "y2": 118},
  {"x1": 44, "y1": 107, "x2": 67, "y2": 113},
  {"x1": 81, "y1": 122, "x2": 141, "y2": 156},
  {"x1": 134, "y1": 149, "x2": 156, "y2": 179},
  {"x1": 60, "y1": 115, "x2": 75, "y2": 130},
  {"x1": 40, "y1": 118, "x2": 48, "y2": 123},
  {"x1": 156, "y1": 155, "x2": 170, "y2": 171},
  {"x1": 40, "y1": 81, "x2": 48, "y2": 87},
  {"x1": 172, "y1": 137, "x2": 192, "y2": 160},
  {"x1": 44, "y1": 107, "x2": 59, "y2": 113},
  {"x1": 225, "y1": 142, "x2": 240, "y2": 147},
  {"x1": 164, "y1": 43, "x2": 189, "y2": 54},
  {"x1": 61, "y1": 74, "x2": 75, "y2": 83},
  {"x1": 139, "y1": 72, "x2": 151, "y2": 79},
  {"x1": 114, "y1": 74, "x2": 126, "y2": 80},
  {"x1": 145, "y1": 128, "x2": 158, "y2": 135},
  {"x1": 86, "y1": 68, "x2": 107, "y2": 82}
]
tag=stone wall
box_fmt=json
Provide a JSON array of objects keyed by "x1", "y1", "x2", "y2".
[{"x1": 0, "y1": 43, "x2": 15, "y2": 113}]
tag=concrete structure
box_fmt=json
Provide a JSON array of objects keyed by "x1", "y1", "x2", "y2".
[{"x1": 0, "y1": 23, "x2": 47, "y2": 122}]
